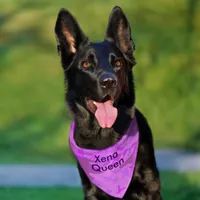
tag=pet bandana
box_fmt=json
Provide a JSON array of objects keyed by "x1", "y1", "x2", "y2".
[{"x1": 68, "y1": 116, "x2": 139, "y2": 198}]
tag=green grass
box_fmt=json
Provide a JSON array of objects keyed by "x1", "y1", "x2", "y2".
[
  {"x1": 0, "y1": 0, "x2": 200, "y2": 163},
  {"x1": 0, "y1": 172, "x2": 200, "y2": 200},
  {"x1": 161, "y1": 172, "x2": 200, "y2": 200},
  {"x1": 0, "y1": 188, "x2": 83, "y2": 200}
]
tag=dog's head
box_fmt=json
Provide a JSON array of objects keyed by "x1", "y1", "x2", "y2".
[{"x1": 55, "y1": 6, "x2": 136, "y2": 129}]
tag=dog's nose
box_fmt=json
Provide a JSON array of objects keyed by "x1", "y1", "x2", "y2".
[{"x1": 100, "y1": 74, "x2": 117, "y2": 89}]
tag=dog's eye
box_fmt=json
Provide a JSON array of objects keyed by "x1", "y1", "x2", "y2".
[
  {"x1": 114, "y1": 60, "x2": 122, "y2": 68},
  {"x1": 82, "y1": 61, "x2": 90, "y2": 69}
]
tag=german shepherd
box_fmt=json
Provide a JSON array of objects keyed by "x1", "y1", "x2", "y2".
[{"x1": 55, "y1": 6, "x2": 162, "y2": 200}]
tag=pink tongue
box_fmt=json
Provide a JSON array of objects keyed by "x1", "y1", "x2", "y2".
[{"x1": 94, "y1": 100, "x2": 118, "y2": 128}]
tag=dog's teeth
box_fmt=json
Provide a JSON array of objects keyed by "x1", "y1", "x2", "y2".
[{"x1": 93, "y1": 101, "x2": 96, "y2": 105}]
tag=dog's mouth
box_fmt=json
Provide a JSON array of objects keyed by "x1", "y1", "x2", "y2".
[
  {"x1": 87, "y1": 95, "x2": 113, "y2": 113},
  {"x1": 86, "y1": 95, "x2": 118, "y2": 128}
]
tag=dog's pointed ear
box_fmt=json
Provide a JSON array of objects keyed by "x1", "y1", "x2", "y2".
[
  {"x1": 105, "y1": 6, "x2": 135, "y2": 66},
  {"x1": 55, "y1": 9, "x2": 88, "y2": 68}
]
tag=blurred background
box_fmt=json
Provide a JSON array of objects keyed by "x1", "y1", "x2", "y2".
[{"x1": 0, "y1": 0, "x2": 200, "y2": 199}]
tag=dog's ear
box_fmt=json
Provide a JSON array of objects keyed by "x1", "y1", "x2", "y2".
[
  {"x1": 55, "y1": 9, "x2": 88, "y2": 69},
  {"x1": 105, "y1": 6, "x2": 135, "y2": 66}
]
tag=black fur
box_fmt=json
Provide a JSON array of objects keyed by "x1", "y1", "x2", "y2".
[{"x1": 55, "y1": 6, "x2": 163, "y2": 200}]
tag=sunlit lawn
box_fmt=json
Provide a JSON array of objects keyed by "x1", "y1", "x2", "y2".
[
  {"x1": 0, "y1": 172, "x2": 200, "y2": 200},
  {"x1": 0, "y1": 0, "x2": 199, "y2": 164}
]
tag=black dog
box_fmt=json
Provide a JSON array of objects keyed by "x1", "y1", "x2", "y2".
[{"x1": 55, "y1": 6, "x2": 162, "y2": 200}]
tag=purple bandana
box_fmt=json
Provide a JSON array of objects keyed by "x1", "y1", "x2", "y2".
[{"x1": 69, "y1": 116, "x2": 139, "y2": 198}]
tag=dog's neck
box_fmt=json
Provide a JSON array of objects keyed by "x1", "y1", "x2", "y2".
[{"x1": 73, "y1": 105, "x2": 135, "y2": 150}]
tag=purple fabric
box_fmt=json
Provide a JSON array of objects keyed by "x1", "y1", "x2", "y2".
[{"x1": 68, "y1": 117, "x2": 139, "y2": 198}]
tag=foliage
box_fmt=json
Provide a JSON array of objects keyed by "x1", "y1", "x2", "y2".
[{"x1": 0, "y1": 0, "x2": 200, "y2": 163}]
